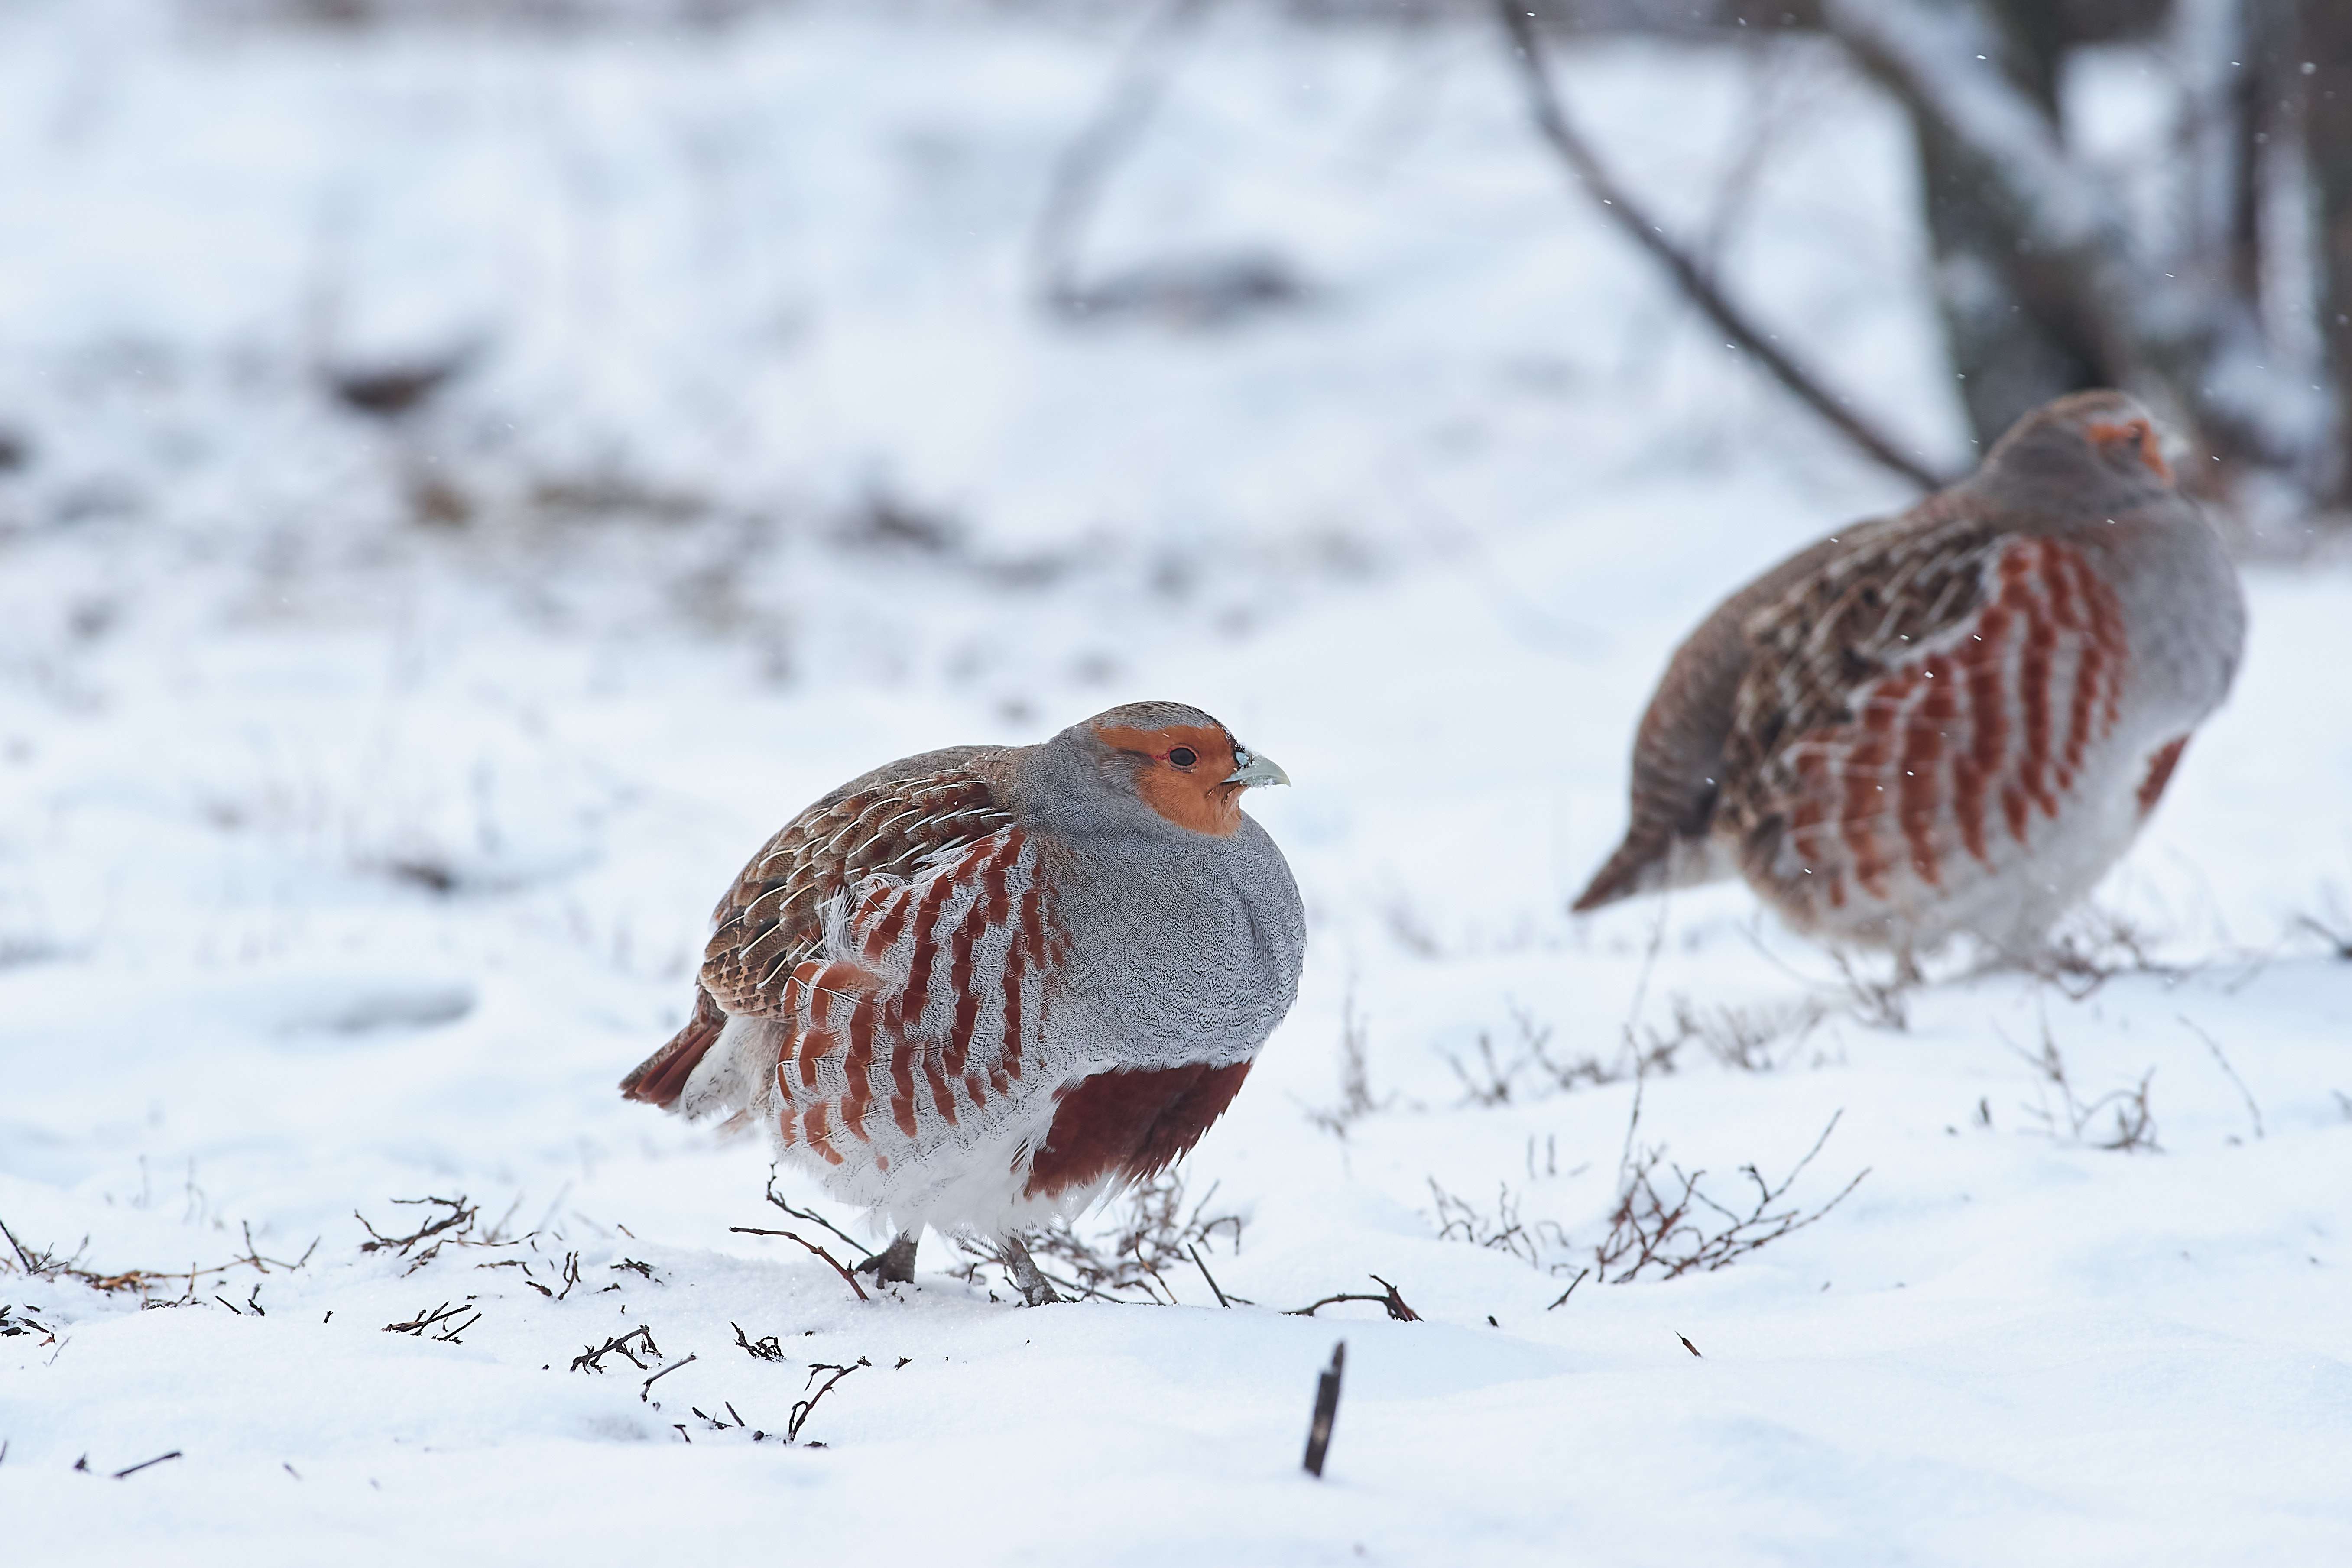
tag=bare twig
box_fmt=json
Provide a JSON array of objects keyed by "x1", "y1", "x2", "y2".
[
  {"x1": 955, "y1": 1170, "x2": 1246, "y2": 1306},
  {"x1": 0, "y1": 1213, "x2": 315, "y2": 1299},
  {"x1": 383, "y1": 1300, "x2": 480, "y2": 1341},
  {"x1": 1598, "y1": 1113, "x2": 1869, "y2": 1282},
  {"x1": 0, "y1": 1215, "x2": 34, "y2": 1274},
  {"x1": 1430, "y1": 1179, "x2": 1556, "y2": 1270},
  {"x1": 1285, "y1": 1275, "x2": 1421, "y2": 1322},
  {"x1": 357, "y1": 1195, "x2": 477, "y2": 1254},
  {"x1": 1187, "y1": 1244, "x2": 1232, "y2": 1308},
  {"x1": 1494, "y1": 0, "x2": 1947, "y2": 492},
  {"x1": 0, "y1": 1304, "x2": 58, "y2": 1340},
  {"x1": 1301, "y1": 1341, "x2": 1346, "y2": 1477},
  {"x1": 641, "y1": 1352, "x2": 697, "y2": 1402},
  {"x1": 731, "y1": 1322, "x2": 785, "y2": 1362},
  {"x1": 727, "y1": 1227, "x2": 870, "y2": 1302},
  {"x1": 1544, "y1": 1267, "x2": 1591, "y2": 1310},
  {"x1": 1433, "y1": 1114, "x2": 1866, "y2": 1286},
  {"x1": 2179, "y1": 1014, "x2": 2263, "y2": 1140},
  {"x1": 788, "y1": 1359, "x2": 869, "y2": 1444},
  {"x1": 2007, "y1": 1017, "x2": 2162, "y2": 1152},
  {"x1": 110, "y1": 1451, "x2": 182, "y2": 1480},
  {"x1": 571, "y1": 1325, "x2": 661, "y2": 1373},
  {"x1": 1305, "y1": 978, "x2": 1392, "y2": 1137},
  {"x1": 761, "y1": 1171, "x2": 873, "y2": 1261},
  {"x1": 1442, "y1": 994, "x2": 1810, "y2": 1108}
]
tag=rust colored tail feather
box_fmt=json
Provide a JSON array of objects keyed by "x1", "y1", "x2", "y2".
[
  {"x1": 1570, "y1": 830, "x2": 1669, "y2": 914},
  {"x1": 621, "y1": 986, "x2": 729, "y2": 1109}
]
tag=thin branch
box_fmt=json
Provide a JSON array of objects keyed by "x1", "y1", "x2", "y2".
[
  {"x1": 2179, "y1": 1014, "x2": 2263, "y2": 1140},
  {"x1": 641, "y1": 1352, "x2": 697, "y2": 1403},
  {"x1": 1494, "y1": 0, "x2": 1948, "y2": 491},
  {"x1": 731, "y1": 1322, "x2": 785, "y2": 1362},
  {"x1": 762, "y1": 1171, "x2": 873, "y2": 1261},
  {"x1": 1545, "y1": 1267, "x2": 1592, "y2": 1310},
  {"x1": 571, "y1": 1325, "x2": 661, "y2": 1373},
  {"x1": 729, "y1": 1227, "x2": 870, "y2": 1302},
  {"x1": 1285, "y1": 1275, "x2": 1422, "y2": 1322},
  {"x1": 1186, "y1": 1243, "x2": 1232, "y2": 1308},
  {"x1": 788, "y1": 1359, "x2": 869, "y2": 1444}
]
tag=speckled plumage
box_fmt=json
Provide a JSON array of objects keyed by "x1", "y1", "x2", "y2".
[
  {"x1": 623, "y1": 702, "x2": 1304, "y2": 1272},
  {"x1": 1575, "y1": 390, "x2": 2245, "y2": 960}
]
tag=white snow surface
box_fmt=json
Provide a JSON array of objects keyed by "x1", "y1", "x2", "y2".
[{"x1": 3, "y1": 6, "x2": 2349, "y2": 1564}]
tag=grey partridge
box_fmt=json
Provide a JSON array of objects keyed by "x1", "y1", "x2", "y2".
[
  {"x1": 1574, "y1": 390, "x2": 2245, "y2": 969},
  {"x1": 622, "y1": 702, "x2": 1304, "y2": 1302}
]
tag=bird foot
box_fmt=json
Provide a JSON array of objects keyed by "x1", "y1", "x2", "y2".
[
  {"x1": 853, "y1": 1232, "x2": 918, "y2": 1286},
  {"x1": 998, "y1": 1236, "x2": 1063, "y2": 1306}
]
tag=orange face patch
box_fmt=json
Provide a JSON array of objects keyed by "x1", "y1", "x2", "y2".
[
  {"x1": 2086, "y1": 418, "x2": 2173, "y2": 484},
  {"x1": 1093, "y1": 722, "x2": 1245, "y2": 836}
]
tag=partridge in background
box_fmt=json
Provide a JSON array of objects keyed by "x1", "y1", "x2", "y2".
[
  {"x1": 1574, "y1": 390, "x2": 2245, "y2": 971},
  {"x1": 622, "y1": 702, "x2": 1303, "y2": 1303}
]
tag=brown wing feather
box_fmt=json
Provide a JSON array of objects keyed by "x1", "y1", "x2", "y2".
[
  {"x1": 1574, "y1": 517, "x2": 1903, "y2": 913},
  {"x1": 620, "y1": 745, "x2": 1017, "y2": 1108},
  {"x1": 1718, "y1": 503, "x2": 1999, "y2": 807},
  {"x1": 1713, "y1": 504, "x2": 2006, "y2": 891}
]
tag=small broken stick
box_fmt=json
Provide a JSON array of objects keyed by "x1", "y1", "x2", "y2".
[{"x1": 1302, "y1": 1341, "x2": 1346, "y2": 1478}]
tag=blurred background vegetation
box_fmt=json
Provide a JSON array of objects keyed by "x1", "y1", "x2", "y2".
[{"x1": 168, "y1": 0, "x2": 2351, "y2": 536}]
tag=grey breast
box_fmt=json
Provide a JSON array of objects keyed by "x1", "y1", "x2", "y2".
[
  {"x1": 1046, "y1": 818, "x2": 1306, "y2": 1072},
  {"x1": 2076, "y1": 499, "x2": 2247, "y2": 737}
]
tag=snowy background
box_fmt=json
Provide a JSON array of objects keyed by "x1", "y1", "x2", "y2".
[{"x1": 3, "y1": 3, "x2": 2350, "y2": 1562}]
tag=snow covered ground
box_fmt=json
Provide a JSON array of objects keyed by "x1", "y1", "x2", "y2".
[{"x1": 3, "y1": 4, "x2": 2350, "y2": 1563}]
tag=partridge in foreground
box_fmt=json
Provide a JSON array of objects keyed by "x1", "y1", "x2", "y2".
[
  {"x1": 621, "y1": 702, "x2": 1304, "y2": 1303},
  {"x1": 1574, "y1": 389, "x2": 2245, "y2": 970}
]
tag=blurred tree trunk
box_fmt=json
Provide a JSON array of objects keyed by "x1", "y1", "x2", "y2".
[
  {"x1": 2306, "y1": 0, "x2": 2352, "y2": 506},
  {"x1": 1784, "y1": 0, "x2": 2322, "y2": 506},
  {"x1": 1896, "y1": 0, "x2": 2103, "y2": 454},
  {"x1": 1500, "y1": 0, "x2": 2345, "y2": 522}
]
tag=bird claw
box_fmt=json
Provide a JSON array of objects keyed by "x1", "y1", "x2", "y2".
[
  {"x1": 998, "y1": 1236, "x2": 1063, "y2": 1306},
  {"x1": 853, "y1": 1233, "x2": 918, "y2": 1285}
]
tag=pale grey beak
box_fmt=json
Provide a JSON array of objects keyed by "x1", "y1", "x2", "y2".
[{"x1": 1224, "y1": 747, "x2": 1291, "y2": 788}]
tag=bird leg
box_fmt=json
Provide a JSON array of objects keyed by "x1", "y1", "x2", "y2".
[
  {"x1": 853, "y1": 1231, "x2": 918, "y2": 1285},
  {"x1": 997, "y1": 1235, "x2": 1063, "y2": 1306}
]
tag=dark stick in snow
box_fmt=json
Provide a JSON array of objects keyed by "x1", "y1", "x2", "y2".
[
  {"x1": 1302, "y1": 1341, "x2": 1345, "y2": 1478},
  {"x1": 1186, "y1": 1243, "x2": 1232, "y2": 1308},
  {"x1": 641, "y1": 1352, "x2": 697, "y2": 1403}
]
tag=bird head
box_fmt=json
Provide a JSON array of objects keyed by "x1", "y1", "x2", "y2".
[
  {"x1": 1982, "y1": 389, "x2": 2179, "y2": 505},
  {"x1": 1065, "y1": 701, "x2": 1290, "y2": 837}
]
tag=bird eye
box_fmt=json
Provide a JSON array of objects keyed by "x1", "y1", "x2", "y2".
[{"x1": 1168, "y1": 747, "x2": 1198, "y2": 769}]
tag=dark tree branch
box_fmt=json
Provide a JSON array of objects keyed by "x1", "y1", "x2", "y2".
[{"x1": 1495, "y1": 0, "x2": 1951, "y2": 492}]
